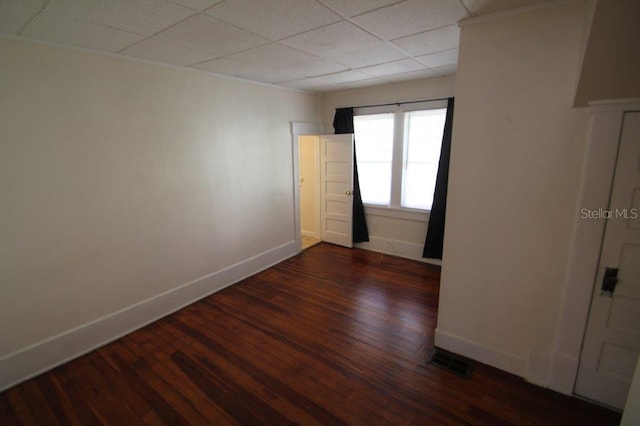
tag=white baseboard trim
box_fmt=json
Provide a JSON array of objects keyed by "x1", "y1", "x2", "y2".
[
  {"x1": 548, "y1": 352, "x2": 580, "y2": 395},
  {"x1": 526, "y1": 351, "x2": 553, "y2": 387},
  {"x1": 0, "y1": 241, "x2": 298, "y2": 392},
  {"x1": 355, "y1": 236, "x2": 442, "y2": 266},
  {"x1": 434, "y1": 328, "x2": 527, "y2": 377},
  {"x1": 301, "y1": 229, "x2": 318, "y2": 238}
]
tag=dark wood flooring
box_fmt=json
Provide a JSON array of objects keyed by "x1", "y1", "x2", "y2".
[{"x1": 0, "y1": 243, "x2": 621, "y2": 425}]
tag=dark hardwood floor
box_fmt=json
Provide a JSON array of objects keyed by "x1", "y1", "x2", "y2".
[{"x1": 0, "y1": 243, "x2": 621, "y2": 425}]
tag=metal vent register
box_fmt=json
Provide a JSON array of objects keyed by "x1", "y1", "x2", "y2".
[{"x1": 428, "y1": 348, "x2": 474, "y2": 379}]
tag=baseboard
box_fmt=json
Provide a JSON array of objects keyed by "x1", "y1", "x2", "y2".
[
  {"x1": 434, "y1": 328, "x2": 527, "y2": 377},
  {"x1": 526, "y1": 351, "x2": 553, "y2": 387},
  {"x1": 355, "y1": 236, "x2": 442, "y2": 266},
  {"x1": 301, "y1": 229, "x2": 318, "y2": 238},
  {"x1": 0, "y1": 241, "x2": 298, "y2": 392},
  {"x1": 548, "y1": 352, "x2": 580, "y2": 395}
]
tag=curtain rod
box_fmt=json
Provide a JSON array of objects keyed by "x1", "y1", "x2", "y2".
[{"x1": 351, "y1": 97, "x2": 450, "y2": 109}]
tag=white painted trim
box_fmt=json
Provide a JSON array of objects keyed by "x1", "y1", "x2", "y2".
[
  {"x1": 291, "y1": 122, "x2": 325, "y2": 254},
  {"x1": 434, "y1": 328, "x2": 526, "y2": 376},
  {"x1": 551, "y1": 99, "x2": 640, "y2": 396},
  {"x1": 0, "y1": 241, "x2": 298, "y2": 392},
  {"x1": 549, "y1": 352, "x2": 580, "y2": 394},
  {"x1": 364, "y1": 205, "x2": 429, "y2": 222},
  {"x1": 301, "y1": 229, "x2": 318, "y2": 238},
  {"x1": 355, "y1": 236, "x2": 441, "y2": 266},
  {"x1": 526, "y1": 352, "x2": 553, "y2": 387}
]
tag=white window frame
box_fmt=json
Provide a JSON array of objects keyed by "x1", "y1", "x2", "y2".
[{"x1": 353, "y1": 99, "x2": 447, "y2": 216}]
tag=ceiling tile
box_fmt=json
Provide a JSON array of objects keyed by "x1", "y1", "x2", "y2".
[
  {"x1": 382, "y1": 68, "x2": 439, "y2": 82},
  {"x1": 228, "y1": 43, "x2": 317, "y2": 68},
  {"x1": 167, "y1": 0, "x2": 223, "y2": 12},
  {"x1": 328, "y1": 42, "x2": 407, "y2": 68},
  {"x1": 284, "y1": 69, "x2": 373, "y2": 87},
  {"x1": 358, "y1": 58, "x2": 425, "y2": 77},
  {"x1": 351, "y1": 0, "x2": 468, "y2": 40},
  {"x1": 318, "y1": 0, "x2": 402, "y2": 17},
  {"x1": 278, "y1": 59, "x2": 349, "y2": 78},
  {"x1": 391, "y1": 24, "x2": 459, "y2": 56},
  {"x1": 205, "y1": 0, "x2": 341, "y2": 41},
  {"x1": 120, "y1": 36, "x2": 215, "y2": 65},
  {"x1": 280, "y1": 20, "x2": 379, "y2": 56},
  {"x1": 22, "y1": 11, "x2": 143, "y2": 52},
  {"x1": 337, "y1": 76, "x2": 389, "y2": 89},
  {"x1": 0, "y1": 0, "x2": 45, "y2": 34},
  {"x1": 415, "y1": 48, "x2": 458, "y2": 68},
  {"x1": 157, "y1": 14, "x2": 269, "y2": 57},
  {"x1": 234, "y1": 66, "x2": 304, "y2": 84},
  {"x1": 44, "y1": 0, "x2": 195, "y2": 36},
  {"x1": 190, "y1": 57, "x2": 252, "y2": 74}
]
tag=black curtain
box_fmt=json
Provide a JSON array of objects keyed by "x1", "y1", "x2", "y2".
[
  {"x1": 333, "y1": 108, "x2": 369, "y2": 243},
  {"x1": 423, "y1": 97, "x2": 455, "y2": 259}
]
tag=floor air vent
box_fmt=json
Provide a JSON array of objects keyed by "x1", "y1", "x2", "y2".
[{"x1": 428, "y1": 348, "x2": 474, "y2": 379}]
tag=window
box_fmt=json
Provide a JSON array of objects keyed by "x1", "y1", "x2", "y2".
[{"x1": 354, "y1": 102, "x2": 446, "y2": 211}]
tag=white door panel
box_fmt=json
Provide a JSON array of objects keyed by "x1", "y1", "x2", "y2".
[
  {"x1": 576, "y1": 112, "x2": 640, "y2": 409},
  {"x1": 320, "y1": 134, "x2": 353, "y2": 248}
]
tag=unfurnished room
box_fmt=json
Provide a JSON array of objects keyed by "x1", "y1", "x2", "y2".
[{"x1": 1, "y1": 0, "x2": 639, "y2": 424}]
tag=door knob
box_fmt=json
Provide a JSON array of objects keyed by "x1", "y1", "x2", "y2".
[{"x1": 345, "y1": 190, "x2": 352, "y2": 196}]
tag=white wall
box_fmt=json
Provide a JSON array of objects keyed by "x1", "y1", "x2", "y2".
[
  {"x1": 299, "y1": 135, "x2": 319, "y2": 237},
  {"x1": 322, "y1": 77, "x2": 455, "y2": 262},
  {"x1": 0, "y1": 37, "x2": 320, "y2": 389},
  {"x1": 436, "y1": 2, "x2": 592, "y2": 385}
]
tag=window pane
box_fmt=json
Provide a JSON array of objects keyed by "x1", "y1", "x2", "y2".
[
  {"x1": 354, "y1": 114, "x2": 394, "y2": 205},
  {"x1": 402, "y1": 109, "x2": 446, "y2": 210}
]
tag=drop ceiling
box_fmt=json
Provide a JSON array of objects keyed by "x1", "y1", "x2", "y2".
[{"x1": 1, "y1": 0, "x2": 549, "y2": 92}]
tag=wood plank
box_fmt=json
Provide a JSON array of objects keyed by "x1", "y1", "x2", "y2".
[{"x1": 0, "y1": 243, "x2": 621, "y2": 425}]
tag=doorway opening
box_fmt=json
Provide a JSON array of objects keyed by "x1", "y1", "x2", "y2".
[{"x1": 299, "y1": 135, "x2": 321, "y2": 250}]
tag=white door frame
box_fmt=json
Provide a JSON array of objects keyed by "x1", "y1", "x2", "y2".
[
  {"x1": 291, "y1": 122, "x2": 325, "y2": 253},
  {"x1": 549, "y1": 99, "x2": 640, "y2": 395}
]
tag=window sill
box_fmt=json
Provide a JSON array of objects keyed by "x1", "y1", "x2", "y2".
[{"x1": 363, "y1": 205, "x2": 430, "y2": 222}]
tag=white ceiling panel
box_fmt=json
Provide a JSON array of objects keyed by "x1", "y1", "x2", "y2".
[
  {"x1": 168, "y1": 0, "x2": 223, "y2": 12},
  {"x1": 22, "y1": 11, "x2": 143, "y2": 52},
  {"x1": 337, "y1": 76, "x2": 389, "y2": 89},
  {"x1": 328, "y1": 42, "x2": 407, "y2": 68},
  {"x1": 157, "y1": 14, "x2": 269, "y2": 57},
  {"x1": 228, "y1": 43, "x2": 317, "y2": 68},
  {"x1": 0, "y1": 0, "x2": 45, "y2": 34},
  {"x1": 352, "y1": 0, "x2": 468, "y2": 40},
  {"x1": 120, "y1": 36, "x2": 215, "y2": 65},
  {"x1": 383, "y1": 68, "x2": 439, "y2": 82},
  {"x1": 280, "y1": 20, "x2": 380, "y2": 56},
  {"x1": 318, "y1": 0, "x2": 403, "y2": 17},
  {"x1": 278, "y1": 59, "x2": 349, "y2": 78},
  {"x1": 190, "y1": 57, "x2": 252, "y2": 74},
  {"x1": 3, "y1": 0, "x2": 498, "y2": 91},
  {"x1": 415, "y1": 48, "x2": 458, "y2": 68},
  {"x1": 391, "y1": 24, "x2": 459, "y2": 56},
  {"x1": 282, "y1": 69, "x2": 373, "y2": 90},
  {"x1": 359, "y1": 58, "x2": 425, "y2": 77},
  {"x1": 234, "y1": 66, "x2": 304, "y2": 84},
  {"x1": 205, "y1": 0, "x2": 341, "y2": 41},
  {"x1": 44, "y1": 0, "x2": 195, "y2": 36}
]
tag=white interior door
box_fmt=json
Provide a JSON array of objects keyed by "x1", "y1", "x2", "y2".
[
  {"x1": 575, "y1": 111, "x2": 640, "y2": 409},
  {"x1": 320, "y1": 134, "x2": 354, "y2": 248}
]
